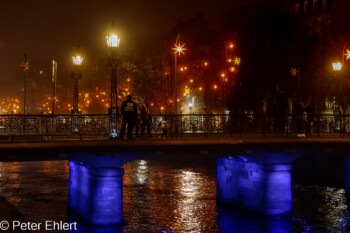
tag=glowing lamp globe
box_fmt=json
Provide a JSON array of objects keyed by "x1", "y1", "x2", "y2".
[
  {"x1": 332, "y1": 62, "x2": 342, "y2": 71},
  {"x1": 106, "y1": 34, "x2": 120, "y2": 48},
  {"x1": 72, "y1": 56, "x2": 83, "y2": 66}
]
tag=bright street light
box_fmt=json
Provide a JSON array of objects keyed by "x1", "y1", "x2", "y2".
[
  {"x1": 106, "y1": 30, "x2": 120, "y2": 138},
  {"x1": 333, "y1": 62, "x2": 342, "y2": 71},
  {"x1": 106, "y1": 34, "x2": 120, "y2": 48},
  {"x1": 72, "y1": 55, "x2": 83, "y2": 66}
]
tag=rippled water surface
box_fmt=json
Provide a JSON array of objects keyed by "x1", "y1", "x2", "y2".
[{"x1": 0, "y1": 155, "x2": 349, "y2": 232}]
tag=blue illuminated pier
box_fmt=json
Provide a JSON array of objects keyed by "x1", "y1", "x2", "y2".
[{"x1": 217, "y1": 152, "x2": 293, "y2": 215}]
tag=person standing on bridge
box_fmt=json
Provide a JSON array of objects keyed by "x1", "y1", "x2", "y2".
[{"x1": 120, "y1": 95, "x2": 137, "y2": 140}]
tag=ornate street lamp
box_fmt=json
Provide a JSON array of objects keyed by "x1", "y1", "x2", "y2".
[
  {"x1": 106, "y1": 33, "x2": 120, "y2": 138},
  {"x1": 71, "y1": 53, "x2": 83, "y2": 133}
]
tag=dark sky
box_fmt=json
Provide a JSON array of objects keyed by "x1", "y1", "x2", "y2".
[{"x1": 0, "y1": 0, "x2": 251, "y2": 97}]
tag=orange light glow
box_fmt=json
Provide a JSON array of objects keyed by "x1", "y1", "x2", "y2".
[
  {"x1": 290, "y1": 68, "x2": 298, "y2": 77},
  {"x1": 172, "y1": 40, "x2": 187, "y2": 56},
  {"x1": 234, "y1": 57, "x2": 241, "y2": 66},
  {"x1": 345, "y1": 49, "x2": 350, "y2": 60}
]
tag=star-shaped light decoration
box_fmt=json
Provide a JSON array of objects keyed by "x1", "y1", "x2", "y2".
[
  {"x1": 233, "y1": 57, "x2": 241, "y2": 66},
  {"x1": 290, "y1": 67, "x2": 297, "y2": 77},
  {"x1": 172, "y1": 40, "x2": 187, "y2": 56},
  {"x1": 20, "y1": 61, "x2": 30, "y2": 71},
  {"x1": 345, "y1": 49, "x2": 350, "y2": 60}
]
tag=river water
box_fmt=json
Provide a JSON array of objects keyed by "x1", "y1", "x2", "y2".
[{"x1": 0, "y1": 154, "x2": 349, "y2": 232}]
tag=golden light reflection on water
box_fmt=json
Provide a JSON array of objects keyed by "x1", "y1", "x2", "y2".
[
  {"x1": 174, "y1": 170, "x2": 202, "y2": 232},
  {"x1": 294, "y1": 185, "x2": 350, "y2": 232},
  {"x1": 0, "y1": 161, "x2": 69, "y2": 224},
  {"x1": 123, "y1": 160, "x2": 218, "y2": 232}
]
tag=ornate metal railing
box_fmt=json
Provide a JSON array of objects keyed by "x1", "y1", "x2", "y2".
[{"x1": 0, "y1": 113, "x2": 348, "y2": 139}]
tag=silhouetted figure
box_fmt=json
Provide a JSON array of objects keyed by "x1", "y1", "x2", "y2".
[
  {"x1": 304, "y1": 101, "x2": 314, "y2": 137},
  {"x1": 120, "y1": 95, "x2": 137, "y2": 139},
  {"x1": 141, "y1": 101, "x2": 152, "y2": 139},
  {"x1": 295, "y1": 100, "x2": 305, "y2": 137},
  {"x1": 161, "y1": 117, "x2": 168, "y2": 139}
]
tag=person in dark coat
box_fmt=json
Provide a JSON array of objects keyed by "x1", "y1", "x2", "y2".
[
  {"x1": 140, "y1": 101, "x2": 152, "y2": 139},
  {"x1": 304, "y1": 101, "x2": 314, "y2": 137},
  {"x1": 295, "y1": 100, "x2": 305, "y2": 137},
  {"x1": 120, "y1": 95, "x2": 137, "y2": 139}
]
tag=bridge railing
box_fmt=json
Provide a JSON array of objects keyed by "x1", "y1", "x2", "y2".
[{"x1": 0, "y1": 113, "x2": 348, "y2": 139}]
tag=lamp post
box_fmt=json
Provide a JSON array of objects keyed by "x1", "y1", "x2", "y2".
[
  {"x1": 221, "y1": 72, "x2": 225, "y2": 111},
  {"x1": 189, "y1": 102, "x2": 193, "y2": 114},
  {"x1": 343, "y1": 42, "x2": 350, "y2": 65},
  {"x1": 106, "y1": 33, "x2": 120, "y2": 138},
  {"x1": 71, "y1": 54, "x2": 83, "y2": 133},
  {"x1": 172, "y1": 35, "x2": 186, "y2": 114}
]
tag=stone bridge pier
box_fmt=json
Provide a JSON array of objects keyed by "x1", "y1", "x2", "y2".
[
  {"x1": 217, "y1": 151, "x2": 293, "y2": 216},
  {"x1": 68, "y1": 152, "x2": 152, "y2": 225}
]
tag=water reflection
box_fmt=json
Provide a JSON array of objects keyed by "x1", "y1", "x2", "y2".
[
  {"x1": 0, "y1": 157, "x2": 348, "y2": 232},
  {"x1": 293, "y1": 185, "x2": 350, "y2": 232},
  {"x1": 135, "y1": 160, "x2": 148, "y2": 185},
  {"x1": 218, "y1": 206, "x2": 292, "y2": 233},
  {"x1": 123, "y1": 159, "x2": 218, "y2": 232}
]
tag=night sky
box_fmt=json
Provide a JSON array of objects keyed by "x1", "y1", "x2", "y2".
[{"x1": 0, "y1": 0, "x2": 251, "y2": 97}]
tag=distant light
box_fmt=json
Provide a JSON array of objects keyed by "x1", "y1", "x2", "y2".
[
  {"x1": 190, "y1": 79, "x2": 193, "y2": 83},
  {"x1": 199, "y1": 87, "x2": 203, "y2": 91},
  {"x1": 40, "y1": 70, "x2": 43, "y2": 75},
  {"x1": 72, "y1": 56, "x2": 83, "y2": 66},
  {"x1": 106, "y1": 34, "x2": 120, "y2": 48},
  {"x1": 333, "y1": 62, "x2": 342, "y2": 71},
  {"x1": 221, "y1": 73, "x2": 225, "y2": 78},
  {"x1": 229, "y1": 43, "x2": 234, "y2": 48},
  {"x1": 230, "y1": 67, "x2": 236, "y2": 72},
  {"x1": 290, "y1": 68, "x2": 297, "y2": 77},
  {"x1": 204, "y1": 62, "x2": 208, "y2": 66},
  {"x1": 234, "y1": 57, "x2": 241, "y2": 66},
  {"x1": 213, "y1": 85, "x2": 218, "y2": 89}
]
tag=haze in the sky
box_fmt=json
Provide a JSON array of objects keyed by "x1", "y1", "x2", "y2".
[{"x1": 0, "y1": 0, "x2": 253, "y2": 96}]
